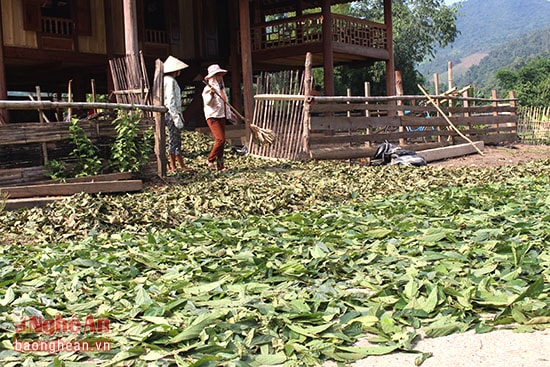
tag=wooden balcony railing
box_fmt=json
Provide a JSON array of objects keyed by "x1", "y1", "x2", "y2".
[
  {"x1": 331, "y1": 14, "x2": 387, "y2": 49},
  {"x1": 250, "y1": 13, "x2": 387, "y2": 51},
  {"x1": 145, "y1": 29, "x2": 169, "y2": 44},
  {"x1": 41, "y1": 17, "x2": 73, "y2": 37}
]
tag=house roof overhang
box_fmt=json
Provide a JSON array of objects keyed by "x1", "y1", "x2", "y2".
[{"x1": 256, "y1": 0, "x2": 353, "y2": 15}]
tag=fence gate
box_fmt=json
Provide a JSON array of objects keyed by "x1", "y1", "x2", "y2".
[
  {"x1": 247, "y1": 71, "x2": 306, "y2": 160},
  {"x1": 109, "y1": 51, "x2": 152, "y2": 109}
]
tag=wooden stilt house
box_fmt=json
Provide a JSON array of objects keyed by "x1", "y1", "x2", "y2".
[{"x1": 0, "y1": 0, "x2": 395, "y2": 124}]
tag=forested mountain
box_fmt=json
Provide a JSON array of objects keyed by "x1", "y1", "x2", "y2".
[
  {"x1": 454, "y1": 27, "x2": 550, "y2": 96},
  {"x1": 419, "y1": 0, "x2": 550, "y2": 81}
]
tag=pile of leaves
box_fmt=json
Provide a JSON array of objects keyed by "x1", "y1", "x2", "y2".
[{"x1": 1, "y1": 133, "x2": 549, "y2": 366}]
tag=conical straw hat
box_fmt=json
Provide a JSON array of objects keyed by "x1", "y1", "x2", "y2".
[{"x1": 163, "y1": 56, "x2": 189, "y2": 74}]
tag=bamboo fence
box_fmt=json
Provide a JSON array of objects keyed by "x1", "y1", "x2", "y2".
[
  {"x1": 247, "y1": 71, "x2": 306, "y2": 160},
  {"x1": 517, "y1": 106, "x2": 550, "y2": 145}
]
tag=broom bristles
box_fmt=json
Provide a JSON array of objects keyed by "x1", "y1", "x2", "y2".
[{"x1": 250, "y1": 124, "x2": 276, "y2": 146}]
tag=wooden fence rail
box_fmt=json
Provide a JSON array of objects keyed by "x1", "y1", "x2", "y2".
[
  {"x1": 0, "y1": 99, "x2": 163, "y2": 185},
  {"x1": 306, "y1": 94, "x2": 517, "y2": 159},
  {"x1": 247, "y1": 90, "x2": 518, "y2": 161}
]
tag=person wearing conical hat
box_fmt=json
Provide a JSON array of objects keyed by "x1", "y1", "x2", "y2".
[
  {"x1": 163, "y1": 55, "x2": 194, "y2": 173},
  {"x1": 202, "y1": 64, "x2": 233, "y2": 171}
]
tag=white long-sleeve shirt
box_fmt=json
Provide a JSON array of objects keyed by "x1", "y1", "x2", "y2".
[
  {"x1": 202, "y1": 80, "x2": 232, "y2": 120},
  {"x1": 164, "y1": 75, "x2": 183, "y2": 126}
]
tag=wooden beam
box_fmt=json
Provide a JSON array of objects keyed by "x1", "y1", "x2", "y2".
[
  {"x1": 311, "y1": 142, "x2": 441, "y2": 160},
  {"x1": 123, "y1": 0, "x2": 138, "y2": 55},
  {"x1": 322, "y1": 0, "x2": 334, "y2": 96},
  {"x1": 0, "y1": 100, "x2": 166, "y2": 113},
  {"x1": 384, "y1": 0, "x2": 395, "y2": 96},
  {"x1": 5, "y1": 196, "x2": 68, "y2": 211},
  {"x1": 418, "y1": 141, "x2": 485, "y2": 163},
  {"x1": 0, "y1": 6, "x2": 8, "y2": 124},
  {"x1": 239, "y1": 0, "x2": 254, "y2": 143},
  {"x1": 1, "y1": 180, "x2": 143, "y2": 199}
]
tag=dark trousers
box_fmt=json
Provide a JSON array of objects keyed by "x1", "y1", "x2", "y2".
[{"x1": 206, "y1": 118, "x2": 226, "y2": 167}]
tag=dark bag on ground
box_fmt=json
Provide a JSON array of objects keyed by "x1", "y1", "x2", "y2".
[{"x1": 372, "y1": 141, "x2": 427, "y2": 166}]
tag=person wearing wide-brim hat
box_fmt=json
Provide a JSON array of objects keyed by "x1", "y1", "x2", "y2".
[
  {"x1": 202, "y1": 64, "x2": 233, "y2": 171},
  {"x1": 163, "y1": 55, "x2": 194, "y2": 173}
]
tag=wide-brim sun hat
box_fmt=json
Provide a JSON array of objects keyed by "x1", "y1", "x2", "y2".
[
  {"x1": 164, "y1": 56, "x2": 189, "y2": 74},
  {"x1": 205, "y1": 64, "x2": 228, "y2": 79}
]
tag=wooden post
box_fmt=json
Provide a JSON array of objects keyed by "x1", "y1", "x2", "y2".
[
  {"x1": 153, "y1": 59, "x2": 166, "y2": 177},
  {"x1": 229, "y1": 0, "x2": 243, "y2": 120},
  {"x1": 433, "y1": 72, "x2": 440, "y2": 109},
  {"x1": 35, "y1": 86, "x2": 49, "y2": 164},
  {"x1": 303, "y1": 52, "x2": 313, "y2": 156},
  {"x1": 433, "y1": 73, "x2": 442, "y2": 142},
  {"x1": 239, "y1": 0, "x2": 254, "y2": 143},
  {"x1": 347, "y1": 88, "x2": 352, "y2": 153},
  {"x1": 395, "y1": 70, "x2": 405, "y2": 145},
  {"x1": 364, "y1": 81, "x2": 371, "y2": 148},
  {"x1": 509, "y1": 90, "x2": 517, "y2": 131},
  {"x1": 384, "y1": 0, "x2": 395, "y2": 97},
  {"x1": 321, "y1": 0, "x2": 334, "y2": 96},
  {"x1": 463, "y1": 89, "x2": 470, "y2": 136},
  {"x1": 447, "y1": 61, "x2": 453, "y2": 91},
  {"x1": 447, "y1": 61, "x2": 454, "y2": 113},
  {"x1": 123, "y1": 0, "x2": 139, "y2": 55},
  {"x1": 492, "y1": 89, "x2": 499, "y2": 130},
  {"x1": 0, "y1": 8, "x2": 8, "y2": 124}
]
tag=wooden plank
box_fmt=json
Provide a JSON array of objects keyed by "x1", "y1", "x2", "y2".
[
  {"x1": 310, "y1": 115, "x2": 401, "y2": 130},
  {"x1": 455, "y1": 133, "x2": 517, "y2": 146},
  {"x1": 0, "y1": 171, "x2": 133, "y2": 187},
  {"x1": 0, "y1": 166, "x2": 48, "y2": 186},
  {"x1": 309, "y1": 129, "x2": 454, "y2": 146},
  {"x1": 63, "y1": 172, "x2": 133, "y2": 183},
  {"x1": 418, "y1": 141, "x2": 485, "y2": 163},
  {"x1": 0, "y1": 119, "x2": 154, "y2": 146},
  {"x1": 2, "y1": 180, "x2": 143, "y2": 199},
  {"x1": 311, "y1": 142, "x2": 442, "y2": 160},
  {"x1": 4, "y1": 196, "x2": 68, "y2": 211},
  {"x1": 448, "y1": 105, "x2": 517, "y2": 114}
]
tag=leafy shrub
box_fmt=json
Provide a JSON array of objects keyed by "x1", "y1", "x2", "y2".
[
  {"x1": 109, "y1": 111, "x2": 154, "y2": 173},
  {"x1": 44, "y1": 159, "x2": 67, "y2": 181},
  {"x1": 68, "y1": 118, "x2": 103, "y2": 177}
]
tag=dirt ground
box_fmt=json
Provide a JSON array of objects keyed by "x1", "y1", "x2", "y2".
[
  {"x1": 323, "y1": 328, "x2": 550, "y2": 367},
  {"x1": 428, "y1": 143, "x2": 550, "y2": 168},
  {"x1": 327, "y1": 143, "x2": 550, "y2": 367}
]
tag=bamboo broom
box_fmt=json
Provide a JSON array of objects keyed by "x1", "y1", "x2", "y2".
[{"x1": 203, "y1": 80, "x2": 276, "y2": 146}]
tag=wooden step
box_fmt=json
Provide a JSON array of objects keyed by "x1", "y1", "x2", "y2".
[{"x1": 1, "y1": 179, "x2": 143, "y2": 200}]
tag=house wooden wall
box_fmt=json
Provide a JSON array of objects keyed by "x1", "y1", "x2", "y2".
[
  {"x1": 1, "y1": 0, "x2": 106, "y2": 54},
  {"x1": 79, "y1": 0, "x2": 107, "y2": 54},
  {"x1": 1, "y1": 1, "x2": 38, "y2": 48}
]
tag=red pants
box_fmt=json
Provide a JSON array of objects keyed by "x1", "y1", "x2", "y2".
[{"x1": 206, "y1": 118, "x2": 226, "y2": 167}]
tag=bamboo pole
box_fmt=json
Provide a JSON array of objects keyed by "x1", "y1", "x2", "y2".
[
  {"x1": 0, "y1": 100, "x2": 166, "y2": 113},
  {"x1": 67, "y1": 79, "x2": 73, "y2": 122},
  {"x1": 418, "y1": 84, "x2": 484, "y2": 156},
  {"x1": 152, "y1": 59, "x2": 166, "y2": 177},
  {"x1": 35, "y1": 86, "x2": 49, "y2": 164},
  {"x1": 303, "y1": 52, "x2": 313, "y2": 156}
]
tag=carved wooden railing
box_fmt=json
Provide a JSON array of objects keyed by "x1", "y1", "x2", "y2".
[
  {"x1": 331, "y1": 14, "x2": 387, "y2": 49},
  {"x1": 41, "y1": 17, "x2": 73, "y2": 37},
  {"x1": 250, "y1": 13, "x2": 387, "y2": 51}
]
